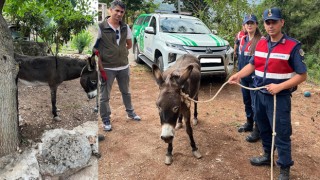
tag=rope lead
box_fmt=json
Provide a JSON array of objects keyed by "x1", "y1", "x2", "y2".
[{"x1": 180, "y1": 81, "x2": 276, "y2": 179}]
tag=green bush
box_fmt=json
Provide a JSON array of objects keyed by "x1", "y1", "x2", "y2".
[
  {"x1": 71, "y1": 30, "x2": 93, "y2": 54},
  {"x1": 305, "y1": 53, "x2": 320, "y2": 85}
]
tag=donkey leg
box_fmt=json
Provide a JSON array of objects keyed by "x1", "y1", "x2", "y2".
[
  {"x1": 175, "y1": 114, "x2": 183, "y2": 129},
  {"x1": 165, "y1": 143, "x2": 173, "y2": 165},
  {"x1": 94, "y1": 95, "x2": 99, "y2": 113},
  {"x1": 50, "y1": 86, "x2": 61, "y2": 121},
  {"x1": 184, "y1": 109, "x2": 202, "y2": 159},
  {"x1": 193, "y1": 101, "x2": 198, "y2": 126}
]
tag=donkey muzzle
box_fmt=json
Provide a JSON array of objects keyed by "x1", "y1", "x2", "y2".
[
  {"x1": 161, "y1": 123, "x2": 175, "y2": 143},
  {"x1": 87, "y1": 90, "x2": 97, "y2": 99}
]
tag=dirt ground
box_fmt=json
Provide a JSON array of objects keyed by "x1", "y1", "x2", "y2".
[
  {"x1": 18, "y1": 78, "x2": 98, "y2": 143},
  {"x1": 18, "y1": 54, "x2": 320, "y2": 180}
]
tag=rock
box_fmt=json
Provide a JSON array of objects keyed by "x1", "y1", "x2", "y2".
[
  {"x1": 0, "y1": 122, "x2": 98, "y2": 179},
  {"x1": 0, "y1": 149, "x2": 41, "y2": 180},
  {"x1": 37, "y1": 129, "x2": 92, "y2": 178},
  {"x1": 68, "y1": 157, "x2": 98, "y2": 180}
]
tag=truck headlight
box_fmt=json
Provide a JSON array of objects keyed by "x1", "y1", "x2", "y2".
[
  {"x1": 165, "y1": 42, "x2": 186, "y2": 51},
  {"x1": 226, "y1": 45, "x2": 233, "y2": 54},
  {"x1": 168, "y1": 53, "x2": 177, "y2": 63}
]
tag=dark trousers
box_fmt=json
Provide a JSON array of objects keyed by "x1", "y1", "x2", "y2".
[
  {"x1": 240, "y1": 77, "x2": 254, "y2": 118},
  {"x1": 254, "y1": 91, "x2": 294, "y2": 168}
]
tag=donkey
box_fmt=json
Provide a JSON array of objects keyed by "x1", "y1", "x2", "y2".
[
  {"x1": 14, "y1": 53, "x2": 98, "y2": 121},
  {"x1": 152, "y1": 54, "x2": 202, "y2": 165}
]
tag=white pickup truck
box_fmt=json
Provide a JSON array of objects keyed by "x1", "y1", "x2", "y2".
[{"x1": 132, "y1": 13, "x2": 234, "y2": 77}]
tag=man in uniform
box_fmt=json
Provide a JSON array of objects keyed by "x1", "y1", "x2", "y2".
[{"x1": 228, "y1": 7, "x2": 307, "y2": 180}]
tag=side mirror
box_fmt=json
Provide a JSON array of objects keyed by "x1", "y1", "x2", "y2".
[
  {"x1": 211, "y1": 29, "x2": 218, "y2": 35},
  {"x1": 145, "y1": 26, "x2": 155, "y2": 34}
]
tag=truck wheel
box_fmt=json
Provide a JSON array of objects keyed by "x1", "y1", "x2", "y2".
[
  {"x1": 134, "y1": 44, "x2": 143, "y2": 64},
  {"x1": 156, "y1": 56, "x2": 164, "y2": 72}
]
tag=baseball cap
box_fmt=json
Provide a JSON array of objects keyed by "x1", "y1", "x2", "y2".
[
  {"x1": 263, "y1": 7, "x2": 282, "y2": 21},
  {"x1": 242, "y1": 14, "x2": 258, "y2": 25}
]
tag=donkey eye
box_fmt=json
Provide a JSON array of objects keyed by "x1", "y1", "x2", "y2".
[
  {"x1": 172, "y1": 106, "x2": 179, "y2": 113},
  {"x1": 90, "y1": 80, "x2": 97, "y2": 84}
]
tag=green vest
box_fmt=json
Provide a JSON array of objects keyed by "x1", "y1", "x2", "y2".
[{"x1": 97, "y1": 20, "x2": 129, "y2": 68}]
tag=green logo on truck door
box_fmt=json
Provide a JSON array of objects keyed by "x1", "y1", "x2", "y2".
[{"x1": 139, "y1": 28, "x2": 145, "y2": 51}]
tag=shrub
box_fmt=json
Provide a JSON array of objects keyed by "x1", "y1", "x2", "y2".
[
  {"x1": 305, "y1": 53, "x2": 320, "y2": 85},
  {"x1": 71, "y1": 30, "x2": 93, "y2": 54}
]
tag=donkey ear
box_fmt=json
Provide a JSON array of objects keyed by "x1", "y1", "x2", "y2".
[
  {"x1": 86, "y1": 57, "x2": 93, "y2": 71},
  {"x1": 178, "y1": 65, "x2": 193, "y2": 87},
  {"x1": 87, "y1": 55, "x2": 96, "y2": 71},
  {"x1": 152, "y1": 64, "x2": 164, "y2": 86}
]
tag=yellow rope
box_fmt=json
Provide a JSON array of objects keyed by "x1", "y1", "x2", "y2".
[{"x1": 181, "y1": 81, "x2": 276, "y2": 179}]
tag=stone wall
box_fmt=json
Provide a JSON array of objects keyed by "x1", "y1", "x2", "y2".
[{"x1": 13, "y1": 41, "x2": 48, "y2": 56}]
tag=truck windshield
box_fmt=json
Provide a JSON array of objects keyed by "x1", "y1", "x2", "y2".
[{"x1": 160, "y1": 17, "x2": 210, "y2": 34}]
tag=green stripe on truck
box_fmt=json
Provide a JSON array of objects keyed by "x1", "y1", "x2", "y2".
[{"x1": 169, "y1": 34, "x2": 189, "y2": 45}]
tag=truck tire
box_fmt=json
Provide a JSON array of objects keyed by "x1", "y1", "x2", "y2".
[
  {"x1": 156, "y1": 56, "x2": 164, "y2": 72},
  {"x1": 134, "y1": 43, "x2": 143, "y2": 64}
]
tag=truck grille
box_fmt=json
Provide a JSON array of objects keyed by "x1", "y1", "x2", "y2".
[{"x1": 183, "y1": 46, "x2": 228, "y2": 66}]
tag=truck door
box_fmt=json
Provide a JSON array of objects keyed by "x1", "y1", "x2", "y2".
[
  {"x1": 138, "y1": 15, "x2": 151, "y2": 54},
  {"x1": 144, "y1": 16, "x2": 157, "y2": 60}
]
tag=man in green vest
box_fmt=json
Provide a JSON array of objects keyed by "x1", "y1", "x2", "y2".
[{"x1": 93, "y1": 0, "x2": 141, "y2": 132}]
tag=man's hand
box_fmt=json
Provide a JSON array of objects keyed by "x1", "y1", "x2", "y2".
[
  {"x1": 94, "y1": 49, "x2": 100, "y2": 56},
  {"x1": 266, "y1": 83, "x2": 283, "y2": 95},
  {"x1": 228, "y1": 73, "x2": 240, "y2": 84},
  {"x1": 100, "y1": 70, "x2": 107, "y2": 82}
]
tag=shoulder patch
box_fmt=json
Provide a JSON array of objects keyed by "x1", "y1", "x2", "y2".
[{"x1": 299, "y1": 49, "x2": 305, "y2": 56}]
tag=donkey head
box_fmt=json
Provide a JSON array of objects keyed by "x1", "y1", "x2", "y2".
[
  {"x1": 80, "y1": 55, "x2": 98, "y2": 99},
  {"x1": 152, "y1": 64, "x2": 194, "y2": 143}
]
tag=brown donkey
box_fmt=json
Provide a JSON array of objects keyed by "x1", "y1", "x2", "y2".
[{"x1": 152, "y1": 54, "x2": 202, "y2": 165}]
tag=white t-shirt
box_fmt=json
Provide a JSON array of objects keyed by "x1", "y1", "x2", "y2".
[{"x1": 97, "y1": 22, "x2": 132, "y2": 70}]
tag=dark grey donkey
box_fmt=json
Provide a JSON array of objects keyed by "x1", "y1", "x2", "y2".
[
  {"x1": 152, "y1": 54, "x2": 202, "y2": 165},
  {"x1": 15, "y1": 53, "x2": 98, "y2": 121}
]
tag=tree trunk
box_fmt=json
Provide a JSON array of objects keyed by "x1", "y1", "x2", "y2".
[{"x1": 0, "y1": 12, "x2": 20, "y2": 157}]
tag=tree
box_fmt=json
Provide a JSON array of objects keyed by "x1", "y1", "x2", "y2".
[
  {"x1": 0, "y1": 0, "x2": 20, "y2": 157},
  {"x1": 204, "y1": 0, "x2": 251, "y2": 45},
  {"x1": 256, "y1": 0, "x2": 320, "y2": 83},
  {"x1": 163, "y1": 0, "x2": 211, "y2": 25},
  {"x1": 3, "y1": 0, "x2": 94, "y2": 56},
  {"x1": 162, "y1": 0, "x2": 252, "y2": 45},
  {"x1": 98, "y1": 0, "x2": 159, "y2": 24},
  {"x1": 163, "y1": 0, "x2": 209, "y2": 14}
]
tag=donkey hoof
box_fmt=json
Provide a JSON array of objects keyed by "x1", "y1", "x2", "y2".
[
  {"x1": 165, "y1": 155, "x2": 173, "y2": 165},
  {"x1": 93, "y1": 107, "x2": 98, "y2": 113},
  {"x1": 193, "y1": 119, "x2": 198, "y2": 126},
  {"x1": 192, "y1": 150, "x2": 202, "y2": 159},
  {"x1": 53, "y1": 116, "x2": 61, "y2": 121},
  {"x1": 175, "y1": 123, "x2": 183, "y2": 129}
]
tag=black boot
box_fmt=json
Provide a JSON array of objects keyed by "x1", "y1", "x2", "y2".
[
  {"x1": 278, "y1": 167, "x2": 290, "y2": 180},
  {"x1": 246, "y1": 123, "x2": 260, "y2": 142},
  {"x1": 238, "y1": 116, "x2": 253, "y2": 132},
  {"x1": 250, "y1": 153, "x2": 271, "y2": 166}
]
